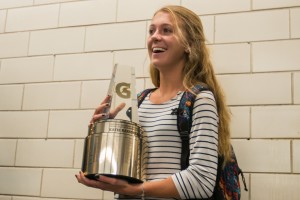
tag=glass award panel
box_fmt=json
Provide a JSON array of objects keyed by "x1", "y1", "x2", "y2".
[{"x1": 105, "y1": 64, "x2": 138, "y2": 123}]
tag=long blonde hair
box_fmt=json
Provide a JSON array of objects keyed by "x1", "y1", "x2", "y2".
[{"x1": 149, "y1": 5, "x2": 232, "y2": 164}]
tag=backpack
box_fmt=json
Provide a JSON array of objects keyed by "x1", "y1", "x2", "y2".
[{"x1": 137, "y1": 85, "x2": 248, "y2": 200}]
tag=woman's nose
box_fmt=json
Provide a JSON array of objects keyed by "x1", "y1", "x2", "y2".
[{"x1": 150, "y1": 30, "x2": 161, "y2": 41}]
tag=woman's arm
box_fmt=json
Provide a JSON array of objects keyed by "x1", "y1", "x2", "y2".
[
  {"x1": 171, "y1": 91, "x2": 219, "y2": 199},
  {"x1": 76, "y1": 171, "x2": 180, "y2": 198}
]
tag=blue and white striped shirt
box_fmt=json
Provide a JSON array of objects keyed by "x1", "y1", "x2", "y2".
[{"x1": 118, "y1": 90, "x2": 218, "y2": 200}]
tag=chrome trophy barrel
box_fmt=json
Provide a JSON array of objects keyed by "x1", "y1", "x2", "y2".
[{"x1": 81, "y1": 119, "x2": 147, "y2": 183}]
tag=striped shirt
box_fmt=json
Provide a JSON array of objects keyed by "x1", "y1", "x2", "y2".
[{"x1": 117, "y1": 90, "x2": 218, "y2": 200}]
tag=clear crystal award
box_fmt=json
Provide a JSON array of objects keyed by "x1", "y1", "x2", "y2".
[
  {"x1": 81, "y1": 64, "x2": 146, "y2": 183},
  {"x1": 104, "y1": 64, "x2": 139, "y2": 123}
]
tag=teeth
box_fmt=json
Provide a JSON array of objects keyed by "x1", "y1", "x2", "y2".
[{"x1": 153, "y1": 47, "x2": 166, "y2": 53}]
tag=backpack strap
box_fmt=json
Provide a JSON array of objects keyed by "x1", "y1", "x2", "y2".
[
  {"x1": 137, "y1": 88, "x2": 156, "y2": 107},
  {"x1": 231, "y1": 148, "x2": 248, "y2": 192},
  {"x1": 177, "y1": 84, "x2": 208, "y2": 170}
]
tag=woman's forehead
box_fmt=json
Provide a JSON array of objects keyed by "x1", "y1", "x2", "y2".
[{"x1": 151, "y1": 11, "x2": 174, "y2": 25}]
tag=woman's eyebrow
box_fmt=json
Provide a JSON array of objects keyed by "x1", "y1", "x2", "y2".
[{"x1": 149, "y1": 23, "x2": 173, "y2": 27}]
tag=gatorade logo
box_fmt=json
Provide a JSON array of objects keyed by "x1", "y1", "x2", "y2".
[{"x1": 116, "y1": 82, "x2": 131, "y2": 99}]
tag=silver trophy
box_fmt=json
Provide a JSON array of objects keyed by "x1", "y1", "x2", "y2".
[{"x1": 81, "y1": 64, "x2": 147, "y2": 183}]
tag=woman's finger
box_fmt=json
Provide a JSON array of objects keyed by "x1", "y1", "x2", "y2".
[
  {"x1": 109, "y1": 103, "x2": 126, "y2": 119},
  {"x1": 90, "y1": 96, "x2": 112, "y2": 124},
  {"x1": 90, "y1": 113, "x2": 107, "y2": 124},
  {"x1": 76, "y1": 171, "x2": 100, "y2": 188},
  {"x1": 76, "y1": 172, "x2": 140, "y2": 196},
  {"x1": 90, "y1": 107, "x2": 108, "y2": 124},
  {"x1": 97, "y1": 175, "x2": 128, "y2": 185},
  {"x1": 76, "y1": 172, "x2": 120, "y2": 191},
  {"x1": 93, "y1": 95, "x2": 112, "y2": 115}
]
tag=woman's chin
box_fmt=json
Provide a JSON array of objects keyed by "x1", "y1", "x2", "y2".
[{"x1": 151, "y1": 60, "x2": 165, "y2": 68}]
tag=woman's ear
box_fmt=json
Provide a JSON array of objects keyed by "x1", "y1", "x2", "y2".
[{"x1": 185, "y1": 48, "x2": 190, "y2": 54}]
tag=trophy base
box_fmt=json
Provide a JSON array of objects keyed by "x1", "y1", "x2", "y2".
[{"x1": 85, "y1": 173, "x2": 143, "y2": 184}]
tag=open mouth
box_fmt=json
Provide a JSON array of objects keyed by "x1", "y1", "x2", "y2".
[{"x1": 152, "y1": 47, "x2": 166, "y2": 53}]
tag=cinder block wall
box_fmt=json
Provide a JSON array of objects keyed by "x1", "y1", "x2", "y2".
[{"x1": 0, "y1": 0, "x2": 299, "y2": 200}]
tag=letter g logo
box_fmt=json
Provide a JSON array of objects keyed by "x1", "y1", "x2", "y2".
[{"x1": 115, "y1": 82, "x2": 131, "y2": 99}]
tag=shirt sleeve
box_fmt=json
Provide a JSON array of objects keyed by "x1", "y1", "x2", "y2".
[{"x1": 171, "y1": 91, "x2": 219, "y2": 199}]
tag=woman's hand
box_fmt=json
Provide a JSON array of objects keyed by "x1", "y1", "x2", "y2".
[
  {"x1": 90, "y1": 95, "x2": 126, "y2": 124},
  {"x1": 75, "y1": 171, "x2": 142, "y2": 196},
  {"x1": 79, "y1": 96, "x2": 138, "y2": 195}
]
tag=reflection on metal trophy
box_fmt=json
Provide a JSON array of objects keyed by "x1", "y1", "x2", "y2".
[{"x1": 81, "y1": 64, "x2": 147, "y2": 183}]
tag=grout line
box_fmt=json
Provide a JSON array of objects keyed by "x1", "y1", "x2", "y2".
[
  {"x1": 289, "y1": 8, "x2": 292, "y2": 39},
  {"x1": 40, "y1": 168, "x2": 44, "y2": 196},
  {"x1": 112, "y1": 50, "x2": 116, "y2": 66},
  {"x1": 291, "y1": 72, "x2": 294, "y2": 104},
  {"x1": 45, "y1": 110, "x2": 50, "y2": 140},
  {"x1": 52, "y1": 54, "x2": 56, "y2": 81},
  {"x1": 3, "y1": 8, "x2": 8, "y2": 33},
  {"x1": 83, "y1": 26, "x2": 87, "y2": 52},
  {"x1": 79, "y1": 81, "x2": 83, "y2": 109},
  {"x1": 72, "y1": 139, "x2": 77, "y2": 168},
  {"x1": 250, "y1": 42, "x2": 253, "y2": 73},
  {"x1": 115, "y1": 0, "x2": 119, "y2": 22},
  {"x1": 249, "y1": 106, "x2": 252, "y2": 139},
  {"x1": 144, "y1": 20, "x2": 149, "y2": 48},
  {"x1": 290, "y1": 140, "x2": 293, "y2": 173},
  {"x1": 14, "y1": 139, "x2": 19, "y2": 166},
  {"x1": 248, "y1": 173, "x2": 251, "y2": 199},
  {"x1": 57, "y1": 2, "x2": 61, "y2": 28},
  {"x1": 213, "y1": 15, "x2": 216, "y2": 43},
  {"x1": 21, "y1": 84, "x2": 25, "y2": 110},
  {"x1": 27, "y1": 31, "x2": 31, "y2": 56}
]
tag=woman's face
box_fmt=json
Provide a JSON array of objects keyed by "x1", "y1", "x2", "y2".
[{"x1": 147, "y1": 11, "x2": 186, "y2": 71}]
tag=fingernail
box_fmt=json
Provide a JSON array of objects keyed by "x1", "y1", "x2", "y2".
[{"x1": 105, "y1": 103, "x2": 110, "y2": 107}]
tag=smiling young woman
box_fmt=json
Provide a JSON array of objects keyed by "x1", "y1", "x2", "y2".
[
  {"x1": 76, "y1": 5, "x2": 232, "y2": 200},
  {"x1": 147, "y1": 11, "x2": 186, "y2": 73}
]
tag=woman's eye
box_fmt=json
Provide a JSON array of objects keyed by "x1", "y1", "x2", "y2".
[
  {"x1": 149, "y1": 29, "x2": 154, "y2": 35},
  {"x1": 163, "y1": 28, "x2": 173, "y2": 34},
  {"x1": 148, "y1": 27, "x2": 172, "y2": 36}
]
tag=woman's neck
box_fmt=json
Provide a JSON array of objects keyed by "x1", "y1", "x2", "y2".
[
  {"x1": 158, "y1": 81, "x2": 184, "y2": 95},
  {"x1": 149, "y1": 69, "x2": 184, "y2": 104},
  {"x1": 158, "y1": 66, "x2": 185, "y2": 94}
]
